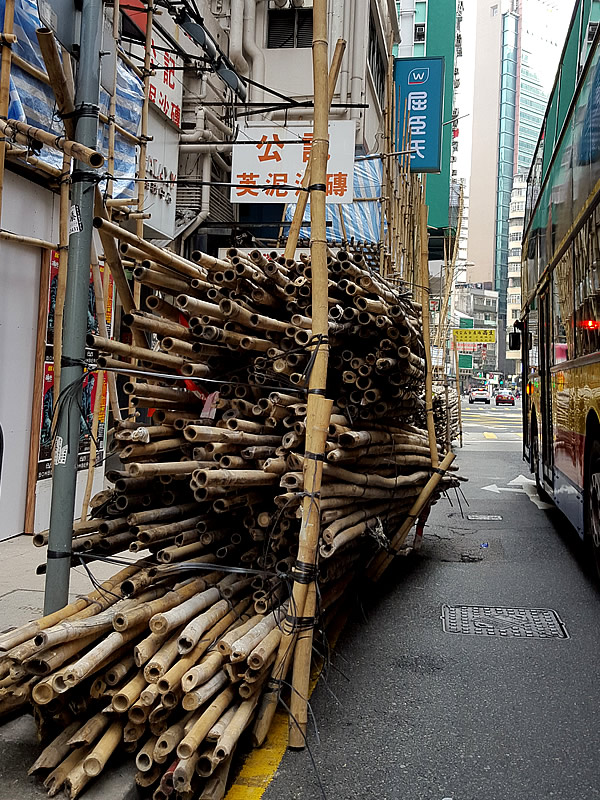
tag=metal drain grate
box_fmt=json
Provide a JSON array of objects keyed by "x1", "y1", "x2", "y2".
[
  {"x1": 441, "y1": 605, "x2": 569, "y2": 639},
  {"x1": 466, "y1": 514, "x2": 503, "y2": 521}
]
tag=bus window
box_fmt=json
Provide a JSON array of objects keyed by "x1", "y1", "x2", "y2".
[
  {"x1": 553, "y1": 246, "x2": 575, "y2": 364},
  {"x1": 529, "y1": 306, "x2": 539, "y2": 369},
  {"x1": 574, "y1": 208, "x2": 600, "y2": 356}
]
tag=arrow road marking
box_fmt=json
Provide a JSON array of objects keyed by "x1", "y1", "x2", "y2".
[
  {"x1": 508, "y1": 474, "x2": 536, "y2": 486},
  {"x1": 481, "y1": 484, "x2": 525, "y2": 494},
  {"x1": 481, "y1": 476, "x2": 553, "y2": 510}
]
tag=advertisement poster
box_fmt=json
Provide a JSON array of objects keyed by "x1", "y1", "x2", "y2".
[{"x1": 37, "y1": 251, "x2": 113, "y2": 479}]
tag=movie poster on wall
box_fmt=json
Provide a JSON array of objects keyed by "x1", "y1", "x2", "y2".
[{"x1": 37, "y1": 251, "x2": 113, "y2": 479}]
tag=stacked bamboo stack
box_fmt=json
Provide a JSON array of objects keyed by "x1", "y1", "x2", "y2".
[
  {"x1": 3, "y1": 241, "x2": 459, "y2": 799},
  {"x1": 431, "y1": 384, "x2": 460, "y2": 446}
]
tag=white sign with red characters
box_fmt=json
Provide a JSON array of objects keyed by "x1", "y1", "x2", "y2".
[
  {"x1": 231, "y1": 122, "x2": 355, "y2": 204},
  {"x1": 148, "y1": 29, "x2": 183, "y2": 127}
]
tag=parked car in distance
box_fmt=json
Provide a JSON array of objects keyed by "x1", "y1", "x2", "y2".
[
  {"x1": 469, "y1": 387, "x2": 491, "y2": 404},
  {"x1": 495, "y1": 389, "x2": 515, "y2": 406}
]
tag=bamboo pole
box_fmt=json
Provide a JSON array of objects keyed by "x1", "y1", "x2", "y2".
[
  {"x1": 368, "y1": 451, "x2": 455, "y2": 582},
  {"x1": 283, "y1": 0, "x2": 331, "y2": 750},
  {"x1": 419, "y1": 180, "x2": 438, "y2": 468},
  {"x1": 283, "y1": 38, "x2": 346, "y2": 260},
  {"x1": 453, "y1": 333, "x2": 463, "y2": 447},
  {"x1": 0, "y1": 0, "x2": 15, "y2": 225},
  {"x1": 0, "y1": 119, "x2": 104, "y2": 167},
  {"x1": 23, "y1": 249, "x2": 51, "y2": 534},
  {"x1": 34, "y1": 35, "x2": 74, "y2": 407}
]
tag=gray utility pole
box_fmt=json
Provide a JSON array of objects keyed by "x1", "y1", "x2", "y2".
[{"x1": 44, "y1": 0, "x2": 103, "y2": 613}]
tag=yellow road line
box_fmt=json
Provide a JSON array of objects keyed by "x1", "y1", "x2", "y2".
[
  {"x1": 483, "y1": 432, "x2": 498, "y2": 439},
  {"x1": 225, "y1": 609, "x2": 349, "y2": 799}
]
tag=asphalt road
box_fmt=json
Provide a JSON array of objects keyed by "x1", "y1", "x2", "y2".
[{"x1": 260, "y1": 400, "x2": 600, "y2": 800}]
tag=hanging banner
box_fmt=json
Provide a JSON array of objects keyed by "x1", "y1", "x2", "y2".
[
  {"x1": 231, "y1": 121, "x2": 355, "y2": 204},
  {"x1": 393, "y1": 57, "x2": 445, "y2": 173},
  {"x1": 452, "y1": 328, "x2": 497, "y2": 343}
]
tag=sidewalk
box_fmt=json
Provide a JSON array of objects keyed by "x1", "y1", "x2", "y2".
[
  {"x1": 0, "y1": 537, "x2": 135, "y2": 800},
  {"x1": 0, "y1": 536, "x2": 117, "y2": 630}
]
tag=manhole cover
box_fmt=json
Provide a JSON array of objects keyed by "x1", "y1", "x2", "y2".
[
  {"x1": 466, "y1": 514, "x2": 503, "y2": 521},
  {"x1": 441, "y1": 605, "x2": 569, "y2": 639}
]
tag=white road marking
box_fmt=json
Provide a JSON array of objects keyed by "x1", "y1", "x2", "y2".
[{"x1": 481, "y1": 476, "x2": 553, "y2": 509}]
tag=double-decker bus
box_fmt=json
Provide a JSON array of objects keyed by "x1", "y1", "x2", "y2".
[{"x1": 520, "y1": 22, "x2": 600, "y2": 573}]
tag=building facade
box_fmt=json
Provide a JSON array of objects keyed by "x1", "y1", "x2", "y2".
[
  {"x1": 0, "y1": 0, "x2": 402, "y2": 540},
  {"x1": 467, "y1": 0, "x2": 562, "y2": 372},
  {"x1": 506, "y1": 173, "x2": 526, "y2": 378},
  {"x1": 394, "y1": 0, "x2": 460, "y2": 242}
]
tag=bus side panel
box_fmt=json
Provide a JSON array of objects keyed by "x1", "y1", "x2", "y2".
[{"x1": 552, "y1": 366, "x2": 582, "y2": 488}]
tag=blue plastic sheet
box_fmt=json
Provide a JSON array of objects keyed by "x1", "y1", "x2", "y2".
[{"x1": 0, "y1": 0, "x2": 143, "y2": 195}]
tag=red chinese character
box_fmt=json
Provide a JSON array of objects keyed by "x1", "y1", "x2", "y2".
[
  {"x1": 170, "y1": 104, "x2": 181, "y2": 127},
  {"x1": 264, "y1": 173, "x2": 289, "y2": 197},
  {"x1": 164, "y1": 52, "x2": 176, "y2": 90},
  {"x1": 256, "y1": 134, "x2": 284, "y2": 163},
  {"x1": 327, "y1": 172, "x2": 348, "y2": 197},
  {"x1": 236, "y1": 172, "x2": 260, "y2": 197},
  {"x1": 302, "y1": 132, "x2": 313, "y2": 163},
  {"x1": 158, "y1": 92, "x2": 169, "y2": 115},
  {"x1": 148, "y1": 84, "x2": 156, "y2": 104}
]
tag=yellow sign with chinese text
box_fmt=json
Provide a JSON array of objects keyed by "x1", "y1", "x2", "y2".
[{"x1": 452, "y1": 328, "x2": 496, "y2": 343}]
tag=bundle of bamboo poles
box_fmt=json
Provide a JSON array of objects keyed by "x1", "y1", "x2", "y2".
[
  {"x1": 431, "y1": 383, "x2": 460, "y2": 449},
  {"x1": 3, "y1": 239, "x2": 460, "y2": 798}
]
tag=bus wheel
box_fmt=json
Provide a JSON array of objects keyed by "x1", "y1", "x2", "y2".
[
  {"x1": 585, "y1": 441, "x2": 600, "y2": 579},
  {"x1": 531, "y1": 425, "x2": 548, "y2": 501}
]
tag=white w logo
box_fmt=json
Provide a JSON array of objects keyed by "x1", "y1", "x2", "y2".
[{"x1": 408, "y1": 67, "x2": 430, "y2": 85}]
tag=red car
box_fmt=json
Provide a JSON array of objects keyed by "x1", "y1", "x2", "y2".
[{"x1": 495, "y1": 390, "x2": 515, "y2": 406}]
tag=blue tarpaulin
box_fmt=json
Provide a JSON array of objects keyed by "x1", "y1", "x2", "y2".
[
  {"x1": 284, "y1": 157, "x2": 383, "y2": 244},
  {"x1": 0, "y1": 0, "x2": 143, "y2": 196}
]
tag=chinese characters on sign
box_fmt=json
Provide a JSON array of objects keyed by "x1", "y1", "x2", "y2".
[
  {"x1": 129, "y1": 28, "x2": 183, "y2": 126},
  {"x1": 393, "y1": 57, "x2": 445, "y2": 173},
  {"x1": 452, "y1": 328, "x2": 497, "y2": 343},
  {"x1": 231, "y1": 122, "x2": 355, "y2": 204}
]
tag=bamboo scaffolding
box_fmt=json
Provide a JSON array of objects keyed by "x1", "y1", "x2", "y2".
[
  {"x1": 6, "y1": 25, "x2": 463, "y2": 792},
  {"x1": 0, "y1": 0, "x2": 15, "y2": 224}
]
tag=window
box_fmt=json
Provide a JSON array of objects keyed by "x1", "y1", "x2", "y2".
[
  {"x1": 510, "y1": 232, "x2": 521, "y2": 242},
  {"x1": 414, "y1": 24, "x2": 425, "y2": 42},
  {"x1": 491, "y1": 5, "x2": 498, "y2": 16},
  {"x1": 267, "y1": 8, "x2": 313, "y2": 49},
  {"x1": 511, "y1": 308, "x2": 520, "y2": 320},
  {"x1": 574, "y1": 210, "x2": 600, "y2": 357},
  {"x1": 368, "y1": 14, "x2": 386, "y2": 107},
  {"x1": 509, "y1": 247, "x2": 521, "y2": 257}
]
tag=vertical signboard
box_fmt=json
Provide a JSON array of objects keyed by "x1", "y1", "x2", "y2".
[{"x1": 393, "y1": 57, "x2": 445, "y2": 173}]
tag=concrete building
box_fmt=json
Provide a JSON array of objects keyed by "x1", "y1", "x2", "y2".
[
  {"x1": 394, "y1": 0, "x2": 461, "y2": 254},
  {"x1": 466, "y1": 0, "x2": 562, "y2": 372},
  {"x1": 506, "y1": 173, "x2": 526, "y2": 379},
  {"x1": 452, "y1": 283, "x2": 499, "y2": 375}
]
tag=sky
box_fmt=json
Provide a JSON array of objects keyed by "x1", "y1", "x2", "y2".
[{"x1": 455, "y1": 0, "x2": 576, "y2": 186}]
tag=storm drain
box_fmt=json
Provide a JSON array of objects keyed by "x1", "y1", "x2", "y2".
[
  {"x1": 466, "y1": 514, "x2": 503, "y2": 521},
  {"x1": 441, "y1": 605, "x2": 569, "y2": 639}
]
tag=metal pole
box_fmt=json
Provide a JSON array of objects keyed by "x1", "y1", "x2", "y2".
[{"x1": 44, "y1": 0, "x2": 103, "y2": 613}]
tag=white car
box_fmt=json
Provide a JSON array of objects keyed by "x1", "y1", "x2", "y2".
[{"x1": 469, "y1": 387, "x2": 491, "y2": 404}]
